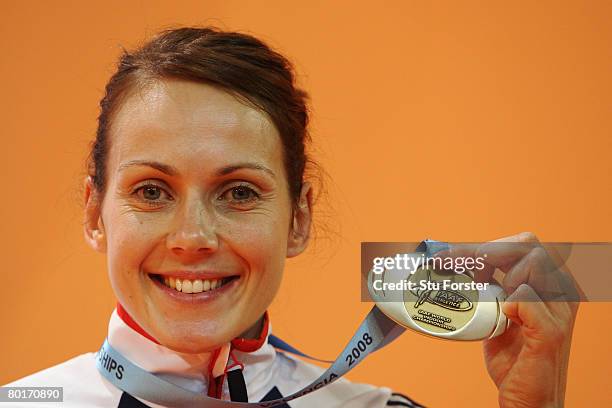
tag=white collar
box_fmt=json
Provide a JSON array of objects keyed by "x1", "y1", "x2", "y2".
[{"x1": 106, "y1": 307, "x2": 278, "y2": 396}]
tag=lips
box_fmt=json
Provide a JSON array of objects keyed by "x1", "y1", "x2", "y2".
[{"x1": 147, "y1": 272, "x2": 241, "y2": 305}]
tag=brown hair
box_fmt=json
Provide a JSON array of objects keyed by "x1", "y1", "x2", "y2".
[{"x1": 87, "y1": 26, "x2": 312, "y2": 208}]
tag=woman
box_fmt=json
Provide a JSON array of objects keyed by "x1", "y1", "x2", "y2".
[{"x1": 5, "y1": 26, "x2": 577, "y2": 408}]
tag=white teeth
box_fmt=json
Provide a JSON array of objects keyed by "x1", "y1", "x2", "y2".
[
  {"x1": 193, "y1": 279, "x2": 203, "y2": 293},
  {"x1": 182, "y1": 280, "x2": 193, "y2": 294},
  {"x1": 159, "y1": 275, "x2": 229, "y2": 293}
]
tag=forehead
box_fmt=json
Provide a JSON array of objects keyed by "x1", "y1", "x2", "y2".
[{"x1": 107, "y1": 79, "x2": 282, "y2": 177}]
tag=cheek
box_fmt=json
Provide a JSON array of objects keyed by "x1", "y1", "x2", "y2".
[
  {"x1": 104, "y1": 209, "x2": 163, "y2": 287},
  {"x1": 223, "y1": 213, "x2": 288, "y2": 286}
]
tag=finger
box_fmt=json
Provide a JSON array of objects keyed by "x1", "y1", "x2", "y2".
[
  {"x1": 502, "y1": 246, "x2": 558, "y2": 295},
  {"x1": 542, "y1": 243, "x2": 572, "y2": 270},
  {"x1": 432, "y1": 244, "x2": 500, "y2": 283},
  {"x1": 431, "y1": 235, "x2": 580, "y2": 321},
  {"x1": 504, "y1": 247, "x2": 582, "y2": 317},
  {"x1": 490, "y1": 231, "x2": 540, "y2": 244},
  {"x1": 432, "y1": 232, "x2": 540, "y2": 280},
  {"x1": 432, "y1": 243, "x2": 479, "y2": 259},
  {"x1": 473, "y1": 262, "x2": 496, "y2": 284},
  {"x1": 502, "y1": 284, "x2": 560, "y2": 346},
  {"x1": 477, "y1": 232, "x2": 540, "y2": 273},
  {"x1": 425, "y1": 243, "x2": 497, "y2": 282},
  {"x1": 436, "y1": 232, "x2": 540, "y2": 269}
]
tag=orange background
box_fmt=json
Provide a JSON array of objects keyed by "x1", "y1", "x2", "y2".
[{"x1": 1, "y1": 1, "x2": 611, "y2": 406}]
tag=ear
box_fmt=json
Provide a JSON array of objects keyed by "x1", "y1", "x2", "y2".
[
  {"x1": 83, "y1": 176, "x2": 107, "y2": 253},
  {"x1": 286, "y1": 181, "x2": 313, "y2": 258}
]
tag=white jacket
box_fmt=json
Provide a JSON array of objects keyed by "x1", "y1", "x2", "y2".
[{"x1": 3, "y1": 306, "x2": 423, "y2": 408}]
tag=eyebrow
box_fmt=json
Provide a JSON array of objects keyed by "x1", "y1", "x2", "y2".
[{"x1": 117, "y1": 160, "x2": 276, "y2": 179}]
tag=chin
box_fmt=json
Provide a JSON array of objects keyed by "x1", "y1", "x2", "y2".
[
  {"x1": 162, "y1": 338, "x2": 223, "y2": 354},
  {"x1": 153, "y1": 327, "x2": 230, "y2": 353}
]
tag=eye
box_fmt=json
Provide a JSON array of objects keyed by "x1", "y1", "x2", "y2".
[
  {"x1": 221, "y1": 184, "x2": 260, "y2": 205},
  {"x1": 133, "y1": 183, "x2": 173, "y2": 205}
]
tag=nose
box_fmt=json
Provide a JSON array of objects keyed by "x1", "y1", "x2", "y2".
[{"x1": 166, "y1": 194, "x2": 219, "y2": 255}]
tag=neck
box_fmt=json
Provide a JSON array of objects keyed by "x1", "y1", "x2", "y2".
[
  {"x1": 239, "y1": 315, "x2": 265, "y2": 339},
  {"x1": 115, "y1": 302, "x2": 270, "y2": 352},
  {"x1": 107, "y1": 305, "x2": 277, "y2": 399}
]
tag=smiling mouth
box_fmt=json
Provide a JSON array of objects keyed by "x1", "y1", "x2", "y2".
[{"x1": 149, "y1": 274, "x2": 239, "y2": 294}]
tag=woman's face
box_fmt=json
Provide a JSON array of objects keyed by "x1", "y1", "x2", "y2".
[{"x1": 84, "y1": 79, "x2": 311, "y2": 353}]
